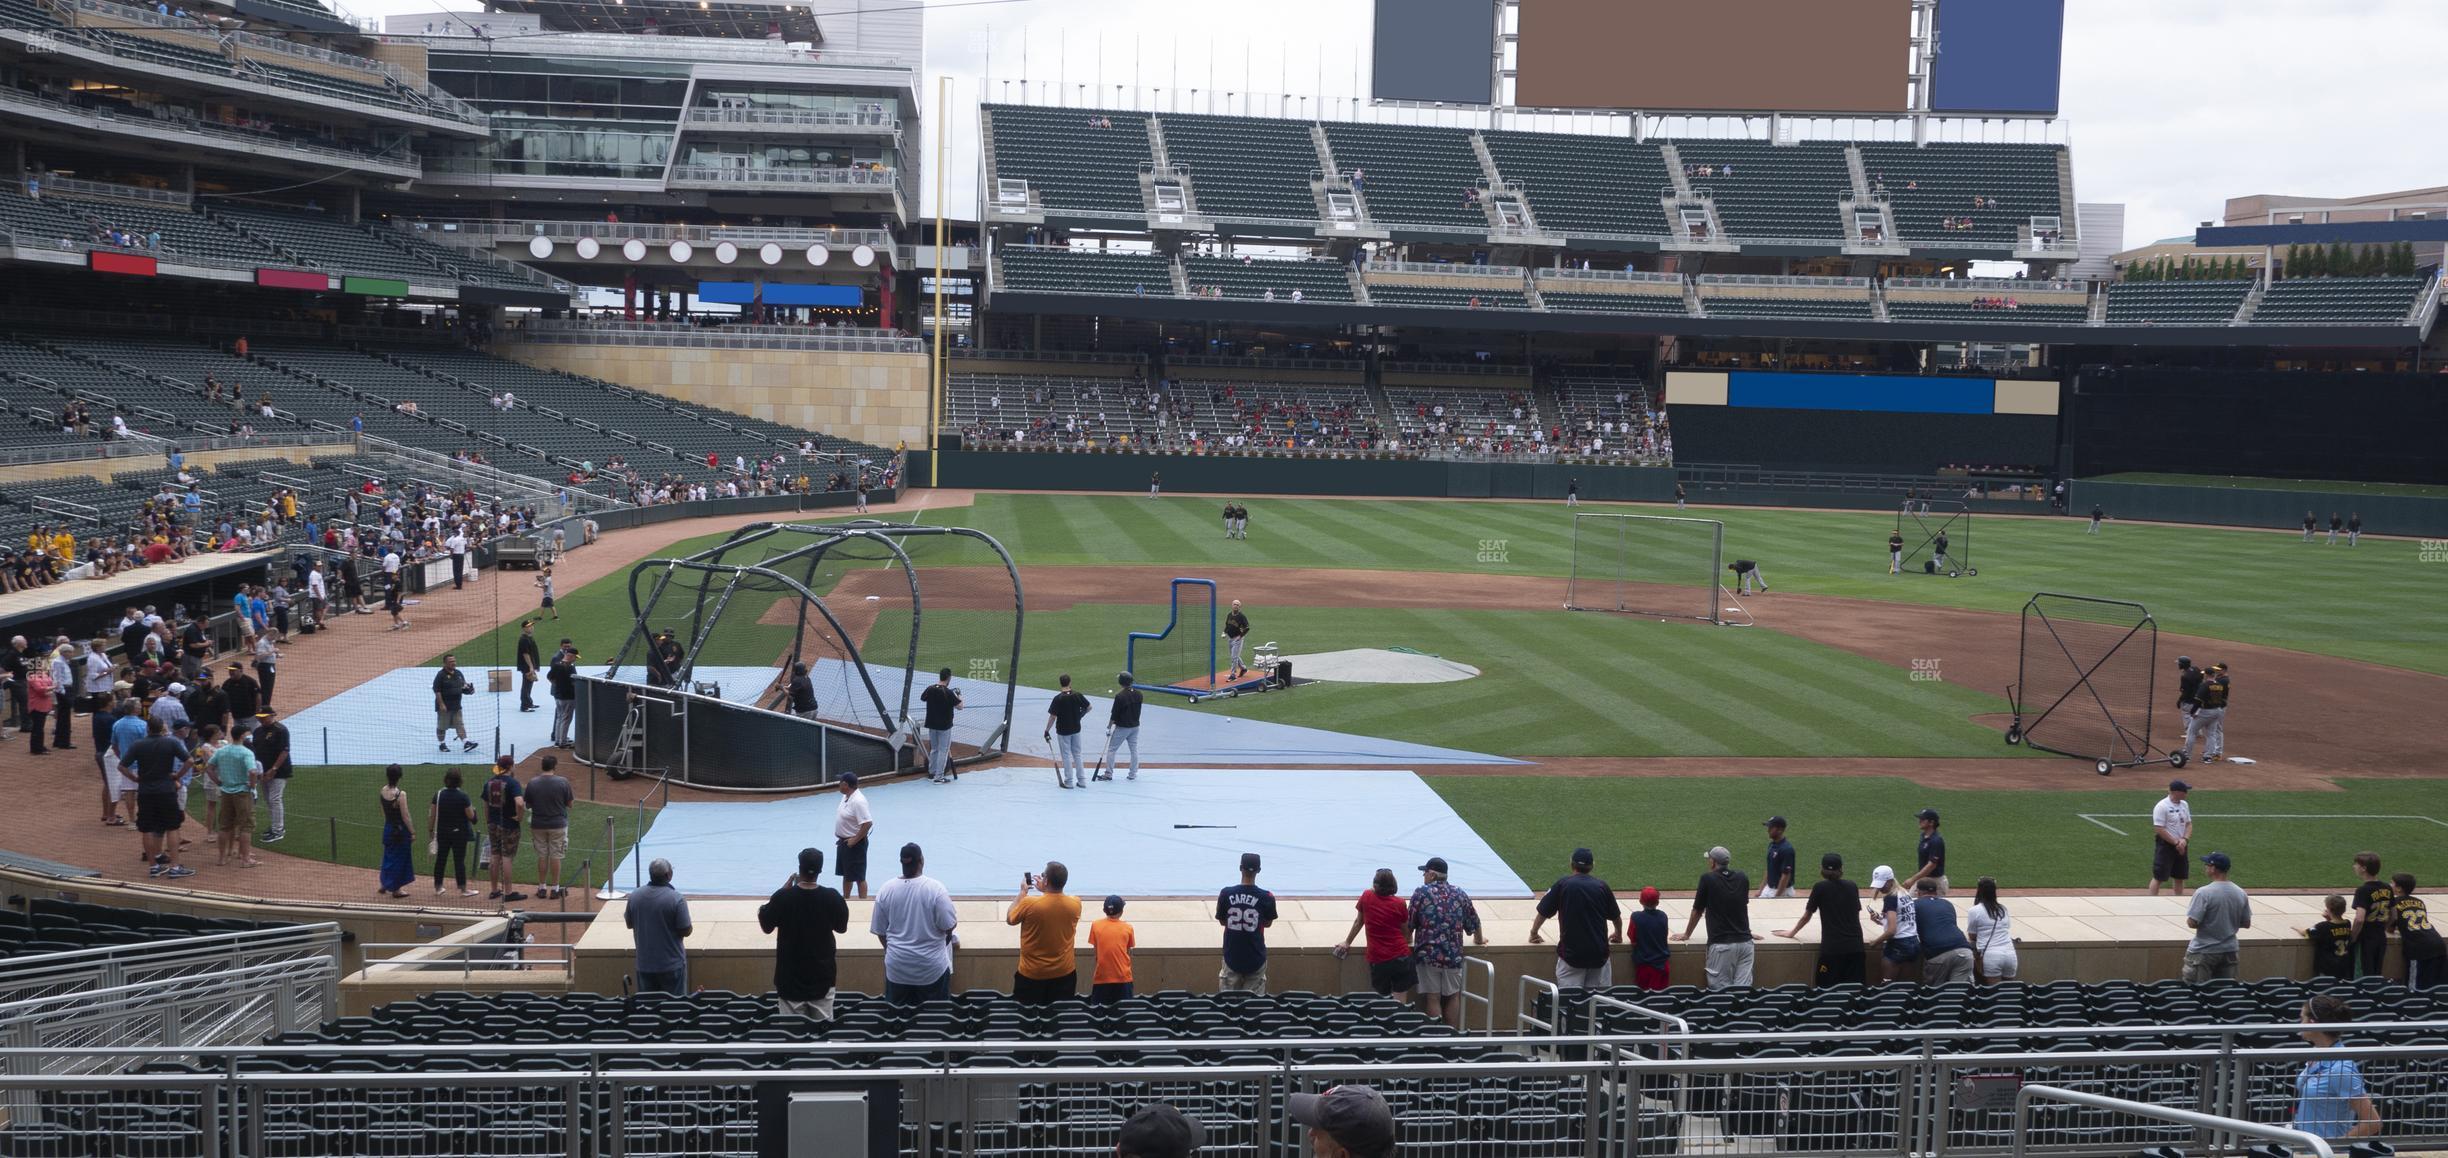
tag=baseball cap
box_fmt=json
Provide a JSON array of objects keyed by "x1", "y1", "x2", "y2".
[
  {"x1": 1915, "y1": 808, "x2": 1941, "y2": 823},
  {"x1": 2201, "y1": 851, "x2": 2232, "y2": 871},
  {"x1": 797, "y1": 847, "x2": 825, "y2": 877},
  {"x1": 2211, "y1": 662, "x2": 2228, "y2": 672},
  {"x1": 1418, "y1": 856, "x2": 1449, "y2": 874},
  {"x1": 1288, "y1": 1085, "x2": 1396, "y2": 1156},
  {"x1": 899, "y1": 842, "x2": 924, "y2": 865},
  {"x1": 166, "y1": 682, "x2": 187, "y2": 695},
  {"x1": 1822, "y1": 852, "x2": 1844, "y2": 870},
  {"x1": 2176, "y1": 656, "x2": 2193, "y2": 668},
  {"x1": 1763, "y1": 816, "x2": 1788, "y2": 829},
  {"x1": 2169, "y1": 779, "x2": 2191, "y2": 792},
  {"x1": 1238, "y1": 852, "x2": 1262, "y2": 874},
  {"x1": 1639, "y1": 886, "x2": 1661, "y2": 906},
  {"x1": 1104, "y1": 894, "x2": 1126, "y2": 915},
  {"x1": 1869, "y1": 865, "x2": 1897, "y2": 888},
  {"x1": 1117, "y1": 1104, "x2": 1201, "y2": 1158},
  {"x1": 1570, "y1": 847, "x2": 1595, "y2": 869},
  {"x1": 1705, "y1": 846, "x2": 1732, "y2": 865},
  {"x1": 838, "y1": 772, "x2": 859, "y2": 788}
]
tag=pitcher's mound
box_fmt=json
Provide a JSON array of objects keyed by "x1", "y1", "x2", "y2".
[{"x1": 1279, "y1": 648, "x2": 1480, "y2": 684}]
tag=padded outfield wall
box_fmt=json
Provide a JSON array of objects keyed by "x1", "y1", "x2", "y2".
[
  {"x1": 2069, "y1": 366, "x2": 2448, "y2": 487},
  {"x1": 1662, "y1": 369, "x2": 2063, "y2": 474}
]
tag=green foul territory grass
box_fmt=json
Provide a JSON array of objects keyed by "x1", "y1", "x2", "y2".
[
  {"x1": 991, "y1": 604, "x2": 2020, "y2": 759},
  {"x1": 915, "y1": 494, "x2": 2447, "y2": 675},
  {"x1": 1429, "y1": 775, "x2": 2448, "y2": 893},
  {"x1": 190, "y1": 764, "x2": 653, "y2": 887}
]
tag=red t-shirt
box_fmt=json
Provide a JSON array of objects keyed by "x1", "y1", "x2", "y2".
[{"x1": 1356, "y1": 891, "x2": 1410, "y2": 964}]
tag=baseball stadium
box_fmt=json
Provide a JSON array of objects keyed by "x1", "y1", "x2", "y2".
[{"x1": 0, "y1": 0, "x2": 2444, "y2": 1154}]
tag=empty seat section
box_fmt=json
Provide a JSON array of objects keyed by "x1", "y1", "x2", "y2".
[
  {"x1": 1701, "y1": 295, "x2": 1875, "y2": 320},
  {"x1": 1482, "y1": 132, "x2": 1673, "y2": 238},
  {"x1": 49, "y1": 195, "x2": 280, "y2": 266},
  {"x1": 2103, "y1": 281, "x2": 2251, "y2": 324},
  {"x1": 2252, "y1": 276, "x2": 2427, "y2": 324},
  {"x1": 1858, "y1": 142, "x2": 2066, "y2": 245},
  {"x1": 1324, "y1": 124, "x2": 1488, "y2": 232},
  {"x1": 206, "y1": 203, "x2": 439, "y2": 280},
  {"x1": 1365, "y1": 284, "x2": 1531, "y2": 311},
  {"x1": 1180, "y1": 256, "x2": 1352, "y2": 302},
  {"x1": 1158, "y1": 113, "x2": 1321, "y2": 222},
  {"x1": 1884, "y1": 298, "x2": 2089, "y2": 324},
  {"x1": 984, "y1": 105, "x2": 1152, "y2": 215},
  {"x1": 1540, "y1": 290, "x2": 1688, "y2": 316},
  {"x1": 1674, "y1": 141, "x2": 1849, "y2": 240},
  {"x1": 998, "y1": 248, "x2": 1171, "y2": 296}
]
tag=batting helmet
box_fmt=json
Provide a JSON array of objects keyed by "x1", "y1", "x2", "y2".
[{"x1": 2175, "y1": 656, "x2": 2193, "y2": 669}]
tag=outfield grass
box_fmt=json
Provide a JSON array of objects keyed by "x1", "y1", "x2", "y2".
[
  {"x1": 2090, "y1": 473, "x2": 2448, "y2": 499},
  {"x1": 191, "y1": 764, "x2": 652, "y2": 888},
  {"x1": 1429, "y1": 775, "x2": 2448, "y2": 891},
  {"x1": 998, "y1": 604, "x2": 2021, "y2": 758},
  {"x1": 915, "y1": 494, "x2": 2448, "y2": 674}
]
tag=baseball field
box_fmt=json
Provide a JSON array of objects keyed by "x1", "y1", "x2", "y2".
[{"x1": 253, "y1": 489, "x2": 2448, "y2": 893}]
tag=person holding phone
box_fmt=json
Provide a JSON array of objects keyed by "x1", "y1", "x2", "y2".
[{"x1": 1007, "y1": 862, "x2": 1082, "y2": 1004}]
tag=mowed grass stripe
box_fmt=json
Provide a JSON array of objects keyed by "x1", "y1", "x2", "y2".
[{"x1": 1437, "y1": 614, "x2": 1744, "y2": 756}]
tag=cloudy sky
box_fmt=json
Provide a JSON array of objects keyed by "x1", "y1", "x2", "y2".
[{"x1": 362, "y1": 0, "x2": 2443, "y2": 245}]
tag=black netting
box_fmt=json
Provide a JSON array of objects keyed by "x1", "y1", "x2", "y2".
[
  {"x1": 616, "y1": 561, "x2": 895, "y2": 741},
  {"x1": 1565, "y1": 513, "x2": 1724, "y2": 622},
  {"x1": 1897, "y1": 501, "x2": 1973, "y2": 576},
  {"x1": 2015, "y1": 593, "x2": 2159, "y2": 767},
  {"x1": 1126, "y1": 579, "x2": 1216, "y2": 697}
]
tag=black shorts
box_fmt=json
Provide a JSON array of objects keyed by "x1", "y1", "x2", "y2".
[
  {"x1": 2152, "y1": 841, "x2": 2190, "y2": 882},
  {"x1": 1090, "y1": 982, "x2": 1134, "y2": 1004},
  {"x1": 1368, "y1": 955, "x2": 1419, "y2": 996},
  {"x1": 1815, "y1": 951, "x2": 1865, "y2": 987},
  {"x1": 1012, "y1": 971, "x2": 1077, "y2": 1005},
  {"x1": 135, "y1": 792, "x2": 184, "y2": 835},
  {"x1": 835, "y1": 838, "x2": 868, "y2": 884}
]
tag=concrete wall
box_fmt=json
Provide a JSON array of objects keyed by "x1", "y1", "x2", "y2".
[
  {"x1": 0, "y1": 443, "x2": 345, "y2": 487},
  {"x1": 494, "y1": 341, "x2": 931, "y2": 452}
]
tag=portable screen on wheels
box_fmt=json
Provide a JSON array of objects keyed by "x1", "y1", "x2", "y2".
[
  {"x1": 1565, "y1": 513, "x2": 1725, "y2": 624},
  {"x1": 1127, "y1": 577, "x2": 1218, "y2": 698},
  {"x1": 1898, "y1": 500, "x2": 1975, "y2": 577},
  {"x1": 2010, "y1": 593, "x2": 2161, "y2": 772}
]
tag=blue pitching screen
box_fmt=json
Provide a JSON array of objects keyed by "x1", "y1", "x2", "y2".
[{"x1": 1929, "y1": 0, "x2": 2064, "y2": 114}]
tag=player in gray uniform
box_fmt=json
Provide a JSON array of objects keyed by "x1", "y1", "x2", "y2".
[
  {"x1": 2174, "y1": 656, "x2": 2204, "y2": 758},
  {"x1": 1221, "y1": 502, "x2": 1236, "y2": 540},
  {"x1": 2347, "y1": 512, "x2": 2362, "y2": 546},
  {"x1": 1726, "y1": 559, "x2": 1767, "y2": 595},
  {"x1": 2301, "y1": 511, "x2": 2317, "y2": 542},
  {"x1": 1107, "y1": 673, "x2": 1143, "y2": 781},
  {"x1": 2327, "y1": 512, "x2": 2342, "y2": 545},
  {"x1": 1223, "y1": 600, "x2": 1251, "y2": 679},
  {"x1": 2189, "y1": 663, "x2": 2230, "y2": 764}
]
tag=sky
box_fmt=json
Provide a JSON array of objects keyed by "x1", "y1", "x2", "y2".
[{"x1": 353, "y1": 0, "x2": 2446, "y2": 246}]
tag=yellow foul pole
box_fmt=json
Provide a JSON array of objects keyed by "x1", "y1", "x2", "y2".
[{"x1": 928, "y1": 74, "x2": 948, "y2": 489}]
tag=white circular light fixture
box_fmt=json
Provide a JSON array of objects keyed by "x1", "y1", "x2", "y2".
[
  {"x1": 851, "y1": 244, "x2": 876, "y2": 267},
  {"x1": 759, "y1": 243, "x2": 783, "y2": 265},
  {"x1": 622, "y1": 239, "x2": 646, "y2": 262},
  {"x1": 575, "y1": 237, "x2": 601, "y2": 259},
  {"x1": 805, "y1": 245, "x2": 830, "y2": 266},
  {"x1": 527, "y1": 236, "x2": 553, "y2": 259},
  {"x1": 714, "y1": 241, "x2": 738, "y2": 264},
  {"x1": 668, "y1": 241, "x2": 693, "y2": 262}
]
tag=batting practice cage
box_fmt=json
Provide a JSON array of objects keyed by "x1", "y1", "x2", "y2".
[
  {"x1": 1564, "y1": 512, "x2": 1727, "y2": 624},
  {"x1": 1126, "y1": 577, "x2": 1220, "y2": 699},
  {"x1": 579, "y1": 521, "x2": 1022, "y2": 791},
  {"x1": 2005, "y1": 592, "x2": 2182, "y2": 776},
  {"x1": 1898, "y1": 500, "x2": 1976, "y2": 577}
]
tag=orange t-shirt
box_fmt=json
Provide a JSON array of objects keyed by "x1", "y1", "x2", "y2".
[
  {"x1": 1089, "y1": 917, "x2": 1136, "y2": 985},
  {"x1": 1007, "y1": 892, "x2": 1082, "y2": 980}
]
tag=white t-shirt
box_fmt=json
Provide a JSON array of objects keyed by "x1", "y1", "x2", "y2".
[
  {"x1": 869, "y1": 873, "x2": 957, "y2": 985},
  {"x1": 382, "y1": 552, "x2": 401, "y2": 576},
  {"x1": 1967, "y1": 905, "x2": 2016, "y2": 973},
  {"x1": 446, "y1": 533, "x2": 467, "y2": 558},
  {"x1": 2152, "y1": 796, "x2": 2191, "y2": 843},
  {"x1": 834, "y1": 789, "x2": 871, "y2": 841}
]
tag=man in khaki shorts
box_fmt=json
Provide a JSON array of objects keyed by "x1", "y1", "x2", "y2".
[
  {"x1": 1215, "y1": 853, "x2": 1277, "y2": 993},
  {"x1": 525, "y1": 755, "x2": 574, "y2": 899},
  {"x1": 1404, "y1": 856, "x2": 1487, "y2": 1030}
]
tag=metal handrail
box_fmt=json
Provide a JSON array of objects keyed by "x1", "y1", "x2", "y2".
[
  {"x1": 666, "y1": 164, "x2": 896, "y2": 188},
  {"x1": 404, "y1": 217, "x2": 896, "y2": 249},
  {"x1": 1535, "y1": 266, "x2": 1686, "y2": 285},
  {"x1": 352, "y1": 940, "x2": 574, "y2": 981},
  {"x1": 1695, "y1": 272, "x2": 1872, "y2": 288},
  {"x1": 2013, "y1": 1085, "x2": 2335, "y2": 1158},
  {"x1": 1369, "y1": 259, "x2": 1530, "y2": 279},
  {"x1": 0, "y1": 87, "x2": 420, "y2": 170},
  {"x1": 681, "y1": 106, "x2": 900, "y2": 132}
]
